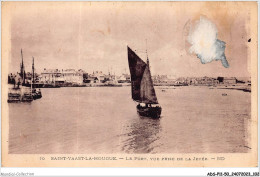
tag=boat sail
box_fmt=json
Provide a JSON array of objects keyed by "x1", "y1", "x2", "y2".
[{"x1": 127, "y1": 46, "x2": 162, "y2": 118}]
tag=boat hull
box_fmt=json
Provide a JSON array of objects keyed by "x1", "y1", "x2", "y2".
[
  {"x1": 7, "y1": 99, "x2": 21, "y2": 103},
  {"x1": 21, "y1": 94, "x2": 33, "y2": 102},
  {"x1": 8, "y1": 92, "x2": 33, "y2": 103},
  {"x1": 32, "y1": 93, "x2": 42, "y2": 100},
  {"x1": 8, "y1": 97, "x2": 33, "y2": 103},
  {"x1": 136, "y1": 105, "x2": 162, "y2": 119},
  {"x1": 32, "y1": 89, "x2": 42, "y2": 100}
]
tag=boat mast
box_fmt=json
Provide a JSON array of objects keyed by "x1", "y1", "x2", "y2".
[
  {"x1": 21, "y1": 49, "x2": 25, "y2": 83},
  {"x1": 146, "y1": 39, "x2": 150, "y2": 68},
  {"x1": 30, "y1": 57, "x2": 33, "y2": 94},
  {"x1": 32, "y1": 57, "x2": 34, "y2": 88}
]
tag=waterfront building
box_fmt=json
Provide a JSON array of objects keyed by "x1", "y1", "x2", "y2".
[
  {"x1": 85, "y1": 75, "x2": 99, "y2": 83},
  {"x1": 62, "y1": 69, "x2": 83, "y2": 84},
  {"x1": 117, "y1": 74, "x2": 131, "y2": 83},
  {"x1": 182, "y1": 77, "x2": 219, "y2": 85},
  {"x1": 217, "y1": 77, "x2": 237, "y2": 84},
  {"x1": 87, "y1": 71, "x2": 106, "y2": 83},
  {"x1": 152, "y1": 75, "x2": 169, "y2": 83},
  {"x1": 39, "y1": 69, "x2": 61, "y2": 83},
  {"x1": 40, "y1": 69, "x2": 84, "y2": 84},
  {"x1": 223, "y1": 77, "x2": 237, "y2": 84}
]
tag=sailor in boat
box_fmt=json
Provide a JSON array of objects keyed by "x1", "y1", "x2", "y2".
[
  {"x1": 137, "y1": 103, "x2": 147, "y2": 109},
  {"x1": 138, "y1": 103, "x2": 160, "y2": 108}
]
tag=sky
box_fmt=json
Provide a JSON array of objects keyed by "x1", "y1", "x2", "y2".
[{"x1": 5, "y1": 2, "x2": 254, "y2": 77}]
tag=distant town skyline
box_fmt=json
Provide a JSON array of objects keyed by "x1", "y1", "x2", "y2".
[{"x1": 7, "y1": 2, "x2": 251, "y2": 77}]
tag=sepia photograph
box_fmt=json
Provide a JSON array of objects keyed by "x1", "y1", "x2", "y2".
[{"x1": 1, "y1": 1, "x2": 258, "y2": 168}]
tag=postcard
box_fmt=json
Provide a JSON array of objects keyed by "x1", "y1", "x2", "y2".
[{"x1": 1, "y1": 1, "x2": 258, "y2": 167}]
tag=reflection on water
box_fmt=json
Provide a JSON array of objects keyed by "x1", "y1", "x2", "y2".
[
  {"x1": 121, "y1": 117, "x2": 161, "y2": 153},
  {"x1": 8, "y1": 86, "x2": 251, "y2": 154}
]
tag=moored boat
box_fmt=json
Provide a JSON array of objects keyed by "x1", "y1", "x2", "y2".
[
  {"x1": 8, "y1": 51, "x2": 41, "y2": 103},
  {"x1": 8, "y1": 88, "x2": 33, "y2": 103},
  {"x1": 32, "y1": 88, "x2": 42, "y2": 99},
  {"x1": 22, "y1": 92, "x2": 34, "y2": 102},
  {"x1": 8, "y1": 92, "x2": 21, "y2": 103}
]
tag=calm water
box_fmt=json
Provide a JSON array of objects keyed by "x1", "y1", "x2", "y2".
[{"x1": 9, "y1": 86, "x2": 251, "y2": 154}]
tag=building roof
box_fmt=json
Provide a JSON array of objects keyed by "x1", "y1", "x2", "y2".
[{"x1": 42, "y1": 69, "x2": 61, "y2": 74}]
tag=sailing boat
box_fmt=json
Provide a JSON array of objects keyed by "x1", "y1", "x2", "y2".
[{"x1": 127, "y1": 46, "x2": 162, "y2": 118}]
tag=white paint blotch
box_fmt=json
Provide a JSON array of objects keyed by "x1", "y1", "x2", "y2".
[{"x1": 188, "y1": 17, "x2": 229, "y2": 68}]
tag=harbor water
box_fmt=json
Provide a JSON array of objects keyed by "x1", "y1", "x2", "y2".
[{"x1": 9, "y1": 86, "x2": 251, "y2": 154}]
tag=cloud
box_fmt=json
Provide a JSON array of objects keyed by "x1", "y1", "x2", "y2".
[{"x1": 187, "y1": 17, "x2": 229, "y2": 68}]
